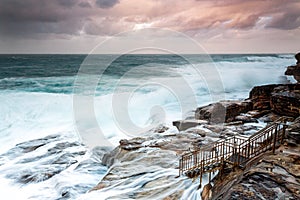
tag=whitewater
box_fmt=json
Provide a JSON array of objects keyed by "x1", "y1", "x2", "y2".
[{"x1": 0, "y1": 54, "x2": 296, "y2": 199}]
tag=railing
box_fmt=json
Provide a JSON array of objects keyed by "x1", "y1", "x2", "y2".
[{"x1": 179, "y1": 116, "x2": 292, "y2": 177}]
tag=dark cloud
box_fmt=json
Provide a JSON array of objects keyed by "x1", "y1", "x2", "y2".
[
  {"x1": 0, "y1": 19, "x2": 85, "y2": 39},
  {"x1": 95, "y1": 0, "x2": 119, "y2": 9},
  {"x1": 0, "y1": 0, "x2": 70, "y2": 23},
  {"x1": 57, "y1": 0, "x2": 78, "y2": 8},
  {"x1": 267, "y1": 11, "x2": 300, "y2": 30},
  {"x1": 0, "y1": 0, "x2": 90, "y2": 38},
  {"x1": 78, "y1": 2, "x2": 92, "y2": 8}
]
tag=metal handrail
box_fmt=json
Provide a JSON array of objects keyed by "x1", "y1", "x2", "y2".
[{"x1": 179, "y1": 116, "x2": 293, "y2": 176}]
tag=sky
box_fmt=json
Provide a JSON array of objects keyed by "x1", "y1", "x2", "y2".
[{"x1": 0, "y1": 0, "x2": 299, "y2": 54}]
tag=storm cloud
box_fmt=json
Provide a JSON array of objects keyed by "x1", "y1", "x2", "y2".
[
  {"x1": 78, "y1": 2, "x2": 92, "y2": 8},
  {"x1": 267, "y1": 10, "x2": 300, "y2": 30},
  {"x1": 0, "y1": 0, "x2": 299, "y2": 53},
  {"x1": 95, "y1": 0, "x2": 120, "y2": 9},
  {"x1": 57, "y1": 0, "x2": 78, "y2": 8}
]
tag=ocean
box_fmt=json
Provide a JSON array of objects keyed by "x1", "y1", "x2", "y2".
[{"x1": 0, "y1": 54, "x2": 296, "y2": 199}]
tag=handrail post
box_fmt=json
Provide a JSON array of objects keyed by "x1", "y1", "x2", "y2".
[
  {"x1": 222, "y1": 141, "x2": 225, "y2": 162},
  {"x1": 247, "y1": 140, "x2": 251, "y2": 158},
  {"x1": 281, "y1": 122, "x2": 287, "y2": 144},
  {"x1": 233, "y1": 137, "x2": 238, "y2": 168},
  {"x1": 179, "y1": 158, "x2": 181, "y2": 176},
  {"x1": 272, "y1": 125, "x2": 278, "y2": 154}
]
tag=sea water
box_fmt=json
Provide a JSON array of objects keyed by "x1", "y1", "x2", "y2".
[{"x1": 0, "y1": 54, "x2": 296, "y2": 199}]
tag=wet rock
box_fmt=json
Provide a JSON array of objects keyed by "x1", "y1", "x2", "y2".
[
  {"x1": 225, "y1": 121, "x2": 243, "y2": 126},
  {"x1": 47, "y1": 141, "x2": 83, "y2": 154},
  {"x1": 16, "y1": 135, "x2": 60, "y2": 153},
  {"x1": 247, "y1": 110, "x2": 271, "y2": 119},
  {"x1": 258, "y1": 112, "x2": 281, "y2": 123},
  {"x1": 152, "y1": 124, "x2": 169, "y2": 133},
  {"x1": 235, "y1": 115, "x2": 258, "y2": 123},
  {"x1": 1, "y1": 135, "x2": 87, "y2": 184},
  {"x1": 172, "y1": 120, "x2": 207, "y2": 131},
  {"x1": 102, "y1": 147, "x2": 120, "y2": 167},
  {"x1": 287, "y1": 117, "x2": 300, "y2": 143},
  {"x1": 186, "y1": 128, "x2": 209, "y2": 137},
  {"x1": 203, "y1": 124, "x2": 225, "y2": 133},
  {"x1": 195, "y1": 100, "x2": 252, "y2": 123},
  {"x1": 119, "y1": 138, "x2": 146, "y2": 151},
  {"x1": 239, "y1": 125, "x2": 260, "y2": 135},
  {"x1": 57, "y1": 184, "x2": 95, "y2": 200},
  {"x1": 0, "y1": 135, "x2": 61, "y2": 160},
  {"x1": 52, "y1": 153, "x2": 78, "y2": 165},
  {"x1": 8, "y1": 165, "x2": 67, "y2": 184}
]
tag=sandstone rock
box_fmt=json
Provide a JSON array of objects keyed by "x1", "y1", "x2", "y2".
[
  {"x1": 250, "y1": 84, "x2": 278, "y2": 110},
  {"x1": 249, "y1": 84, "x2": 300, "y2": 117},
  {"x1": 195, "y1": 100, "x2": 252, "y2": 123},
  {"x1": 270, "y1": 85, "x2": 300, "y2": 117}
]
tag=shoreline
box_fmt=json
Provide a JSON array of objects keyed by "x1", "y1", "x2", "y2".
[{"x1": 92, "y1": 54, "x2": 300, "y2": 199}]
